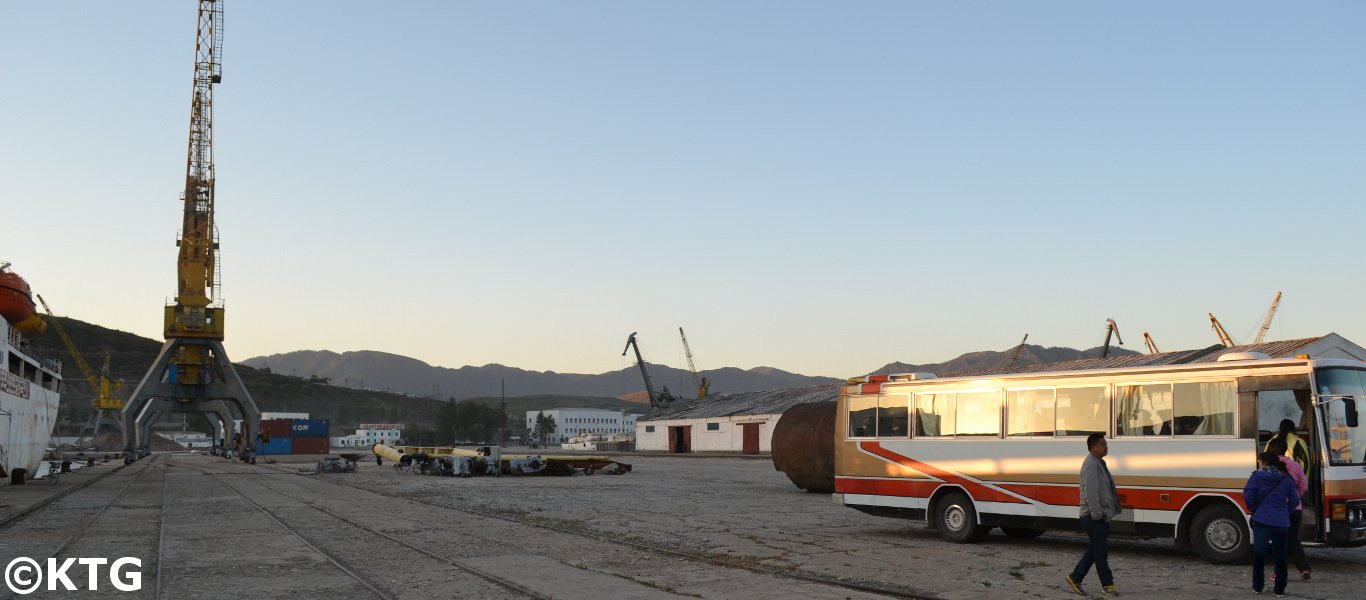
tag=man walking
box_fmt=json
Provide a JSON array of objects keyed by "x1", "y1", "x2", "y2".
[{"x1": 1066, "y1": 433, "x2": 1122, "y2": 597}]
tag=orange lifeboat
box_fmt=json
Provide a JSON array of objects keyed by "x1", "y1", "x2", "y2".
[{"x1": 0, "y1": 263, "x2": 45, "y2": 334}]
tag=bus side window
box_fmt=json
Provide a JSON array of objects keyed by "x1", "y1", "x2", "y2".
[
  {"x1": 848, "y1": 394, "x2": 878, "y2": 438},
  {"x1": 1116, "y1": 383, "x2": 1172, "y2": 437},
  {"x1": 1173, "y1": 381, "x2": 1235, "y2": 435},
  {"x1": 1056, "y1": 386, "x2": 1106, "y2": 436}
]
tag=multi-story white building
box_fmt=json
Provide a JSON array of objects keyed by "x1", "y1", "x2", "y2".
[
  {"x1": 525, "y1": 408, "x2": 638, "y2": 443},
  {"x1": 336, "y1": 423, "x2": 403, "y2": 448}
]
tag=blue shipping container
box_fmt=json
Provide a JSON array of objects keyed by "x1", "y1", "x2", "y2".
[
  {"x1": 290, "y1": 419, "x2": 329, "y2": 437},
  {"x1": 259, "y1": 437, "x2": 293, "y2": 455}
]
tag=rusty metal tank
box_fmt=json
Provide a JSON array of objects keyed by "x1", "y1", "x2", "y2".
[{"x1": 771, "y1": 401, "x2": 836, "y2": 493}]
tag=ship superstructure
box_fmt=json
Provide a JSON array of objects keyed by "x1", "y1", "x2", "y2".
[{"x1": 0, "y1": 262, "x2": 62, "y2": 483}]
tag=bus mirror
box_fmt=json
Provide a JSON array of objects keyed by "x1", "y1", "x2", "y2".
[{"x1": 1345, "y1": 397, "x2": 1359, "y2": 428}]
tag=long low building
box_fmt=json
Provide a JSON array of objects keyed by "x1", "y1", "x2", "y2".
[{"x1": 636, "y1": 384, "x2": 839, "y2": 454}]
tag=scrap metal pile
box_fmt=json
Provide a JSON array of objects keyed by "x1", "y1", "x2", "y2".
[{"x1": 372, "y1": 443, "x2": 630, "y2": 477}]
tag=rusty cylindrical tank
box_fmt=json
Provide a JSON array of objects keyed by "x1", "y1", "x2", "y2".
[{"x1": 770, "y1": 401, "x2": 836, "y2": 493}]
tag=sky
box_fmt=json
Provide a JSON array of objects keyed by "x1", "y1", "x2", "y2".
[{"x1": 3, "y1": 1, "x2": 1365, "y2": 379}]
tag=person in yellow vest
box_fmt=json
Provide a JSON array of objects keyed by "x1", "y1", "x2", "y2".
[{"x1": 1265, "y1": 419, "x2": 1309, "y2": 473}]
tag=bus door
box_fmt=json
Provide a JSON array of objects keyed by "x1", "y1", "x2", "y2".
[{"x1": 1244, "y1": 375, "x2": 1319, "y2": 541}]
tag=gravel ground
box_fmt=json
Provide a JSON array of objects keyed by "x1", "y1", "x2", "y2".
[{"x1": 0, "y1": 452, "x2": 1360, "y2": 599}]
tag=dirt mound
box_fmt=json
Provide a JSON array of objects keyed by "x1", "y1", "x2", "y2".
[{"x1": 84, "y1": 431, "x2": 185, "y2": 452}]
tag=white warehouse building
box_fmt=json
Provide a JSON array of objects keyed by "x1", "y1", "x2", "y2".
[
  {"x1": 526, "y1": 408, "x2": 639, "y2": 443},
  {"x1": 637, "y1": 384, "x2": 839, "y2": 454}
]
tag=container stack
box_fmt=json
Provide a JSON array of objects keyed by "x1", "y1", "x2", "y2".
[
  {"x1": 290, "y1": 419, "x2": 329, "y2": 454},
  {"x1": 257, "y1": 418, "x2": 330, "y2": 455}
]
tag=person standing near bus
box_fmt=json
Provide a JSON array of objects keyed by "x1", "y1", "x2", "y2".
[
  {"x1": 1266, "y1": 438, "x2": 1311, "y2": 581},
  {"x1": 1245, "y1": 451, "x2": 1300, "y2": 597},
  {"x1": 1066, "y1": 433, "x2": 1122, "y2": 597},
  {"x1": 1265, "y1": 418, "x2": 1309, "y2": 473}
]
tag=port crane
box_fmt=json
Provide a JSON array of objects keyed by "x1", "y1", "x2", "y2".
[
  {"x1": 1100, "y1": 318, "x2": 1124, "y2": 358},
  {"x1": 623, "y1": 332, "x2": 678, "y2": 411},
  {"x1": 122, "y1": 0, "x2": 260, "y2": 462},
  {"x1": 35, "y1": 295, "x2": 124, "y2": 446},
  {"x1": 678, "y1": 327, "x2": 708, "y2": 398},
  {"x1": 1143, "y1": 332, "x2": 1161, "y2": 355},
  {"x1": 1253, "y1": 291, "x2": 1282, "y2": 344},
  {"x1": 1006, "y1": 334, "x2": 1028, "y2": 369},
  {"x1": 1209, "y1": 313, "x2": 1235, "y2": 348}
]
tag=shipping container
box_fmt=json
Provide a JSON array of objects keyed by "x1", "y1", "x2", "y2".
[
  {"x1": 258, "y1": 437, "x2": 293, "y2": 456},
  {"x1": 290, "y1": 436, "x2": 329, "y2": 455},
  {"x1": 290, "y1": 419, "x2": 329, "y2": 437},
  {"x1": 260, "y1": 419, "x2": 292, "y2": 439}
]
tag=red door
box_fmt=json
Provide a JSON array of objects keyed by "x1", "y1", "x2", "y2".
[
  {"x1": 741, "y1": 423, "x2": 760, "y2": 454},
  {"x1": 669, "y1": 426, "x2": 691, "y2": 453}
]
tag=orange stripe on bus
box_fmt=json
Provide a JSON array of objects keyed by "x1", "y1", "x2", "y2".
[{"x1": 858, "y1": 442, "x2": 1028, "y2": 504}]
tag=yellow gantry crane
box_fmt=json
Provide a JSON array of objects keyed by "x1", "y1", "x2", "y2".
[
  {"x1": 121, "y1": 0, "x2": 262, "y2": 463},
  {"x1": 35, "y1": 295, "x2": 124, "y2": 444}
]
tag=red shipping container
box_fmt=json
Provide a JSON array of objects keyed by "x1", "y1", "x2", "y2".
[
  {"x1": 260, "y1": 419, "x2": 292, "y2": 439},
  {"x1": 291, "y1": 436, "x2": 329, "y2": 455}
]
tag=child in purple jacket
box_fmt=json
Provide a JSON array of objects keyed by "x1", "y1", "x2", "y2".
[{"x1": 1244, "y1": 451, "x2": 1300, "y2": 596}]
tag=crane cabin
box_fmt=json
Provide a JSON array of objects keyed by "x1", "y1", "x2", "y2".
[{"x1": 832, "y1": 352, "x2": 1366, "y2": 563}]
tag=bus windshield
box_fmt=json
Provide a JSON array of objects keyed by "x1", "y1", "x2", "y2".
[{"x1": 1314, "y1": 368, "x2": 1366, "y2": 465}]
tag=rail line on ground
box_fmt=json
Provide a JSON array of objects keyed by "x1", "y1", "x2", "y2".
[
  {"x1": 295, "y1": 469, "x2": 937, "y2": 600},
  {"x1": 162, "y1": 457, "x2": 544, "y2": 600},
  {"x1": 0, "y1": 457, "x2": 161, "y2": 600},
  {"x1": 0, "y1": 459, "x2": 130, "y2": 530}
]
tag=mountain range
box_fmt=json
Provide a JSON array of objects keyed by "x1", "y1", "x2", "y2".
[{"x1": 242, "y1": 344, "x2": 1136, "y2": 401}]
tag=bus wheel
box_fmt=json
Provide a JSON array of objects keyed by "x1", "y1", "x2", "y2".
[
  {"x1": 1001, "y1": 527, "x2": 1045, "y2": 539},
  {"x1": 935, "y1": 491, "x2": 989, "y2": 543},
  {"x1": 1191, "y1": 504, "x2": 1251, "y2": 565}
]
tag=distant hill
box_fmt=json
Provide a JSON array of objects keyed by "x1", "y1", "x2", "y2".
[
  {"x1": 26, "y1": 315, "x2": 1134, "y2": 438},
  {"x1": 871, "y1": 344, "x2": 1139, "y2": 375},
  {"x1": 24, "y1": 318, "x2": 448, "y2": 435},
  {"x1": 241, "y1": 350, "x2": 841, "y2": 400}
]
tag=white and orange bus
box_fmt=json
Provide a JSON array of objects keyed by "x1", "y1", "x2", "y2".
[{"x1": 833, "y1": 353, "x2": 1366, "y2": 563}]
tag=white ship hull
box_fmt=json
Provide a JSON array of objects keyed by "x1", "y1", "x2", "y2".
[{"x1": 1, "y1": 322, "x2": 62, "y2": 483}]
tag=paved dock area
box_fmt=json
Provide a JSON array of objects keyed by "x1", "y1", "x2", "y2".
[{"x1": 0, "y1": 452, "x2": 1361, "y2": 599}]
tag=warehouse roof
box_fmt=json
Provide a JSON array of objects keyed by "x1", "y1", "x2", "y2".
[{"x1": 640, "y1": 383, "x2": 839, "y2": 422}]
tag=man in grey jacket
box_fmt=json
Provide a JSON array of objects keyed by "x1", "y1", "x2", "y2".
[{"x1": 1066, "y1": 433, "x2": 1122, "y2": 597}]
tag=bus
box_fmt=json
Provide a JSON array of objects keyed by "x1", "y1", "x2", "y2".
[{"x1": 833, "y1": 352, "x2": 1366, "y2": 563}]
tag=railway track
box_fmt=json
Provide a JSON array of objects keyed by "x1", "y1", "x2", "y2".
[
  {"x1": 285, "y1": 468, "x2": 936, "y2": 600},
  {"x1": 0, "y1": 456, "x2": 164, "y2": 600},
  {"x1": 0, "y1": 459, "x2": 130, "y2": 530},
  {"x1": 162, "y1": 457, "x2": 541, "y2": 600}
]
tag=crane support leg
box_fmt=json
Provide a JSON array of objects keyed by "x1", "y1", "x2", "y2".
[{"x1": 120, "y1": 338, "x2": 260, "y2": 463}]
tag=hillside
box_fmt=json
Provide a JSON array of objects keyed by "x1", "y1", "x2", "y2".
[
  {"x1": 23, "y1": 317, "x2": 447, "y2": 436},
  {"x1": 242, "y1": 350, "x2": 841, "y2": 399},
  {"x1": 871, "y1": 344, "x2": 1139, "y2": 375},
  {"x1": 26, "y1": 316, "x2": 1135, "y2": 439}
]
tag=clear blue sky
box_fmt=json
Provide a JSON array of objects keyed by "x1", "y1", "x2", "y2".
[{"x1": 3, "y1": 1, "x2": 1364, "y2": 378}]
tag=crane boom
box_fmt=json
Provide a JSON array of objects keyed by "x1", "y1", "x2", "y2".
[
  {"x1": 1253, "y1": 291, "x2": 1282, "y2": 344},
  {"x1": 168, "y1": 0, "x2": 226, "y2": 341},
  {"x1": 1143, "y1": 332, "x2": 1161, "y2": 355},
  {"x1": 1209, "y1": 313, "x2": 1235, "y2": 347},
  {"x1": 1100, "y1": 318, "x2": 1123, "y2": 358},
  {"x1": 623, "y1": 332, "x2": 675, "y2": 410},
  {"x1": 35, "y1": 295, "x2": 123, "y2": 411},
  {"x1": 1006, "y1": 333, "x2": 1028, "y2": 369},
  {"x1": 679, "y1": 327, "x2": 705, "y2": 398}
]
